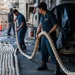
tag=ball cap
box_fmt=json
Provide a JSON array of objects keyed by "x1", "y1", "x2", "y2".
[{"x1": 34, "y1": 3, "x2": 38, "y2": 7}]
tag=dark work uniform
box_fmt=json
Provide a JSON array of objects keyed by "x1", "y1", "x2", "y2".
[
  {"x1": 17, "y1": 13, "x2": 27, "y2": 44},
  {"x1": 7, "y1": 12, "x2": 15, "y2": 35},
  {"x1": 40, "y1": 11, "x2": 58, "y2": 63}
]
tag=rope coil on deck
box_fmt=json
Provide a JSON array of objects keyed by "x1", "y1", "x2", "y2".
[
  {"x1": 0, "y1": 42, "x2": 20, "y2": 75},
  {"x1": 15, "y1": 24, "x2": 75, "y2": 75}
]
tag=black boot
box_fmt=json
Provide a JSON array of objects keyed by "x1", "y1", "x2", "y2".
[
  {"x1": 37, "y1": 62, "x2": 48, "y2": 71},
  {"x1": 54, "y1": 63, "x2": 60, "y2": 75}
]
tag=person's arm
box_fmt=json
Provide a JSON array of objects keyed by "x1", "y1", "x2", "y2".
[
  {"x1": 14, "y1": 18, "x2": 17, "y2": 22},
  {"x1": 36, "y1": 23, "x2": 42, "y2": 38},
  {"x1": 36, "y1": 15, "x2": 43, "y2": 38},
  {"x1": 48, "y1": 24, "x2": 58, "y2": 35},
  {"x1": 16, "y1": 22, "x2": 24, "y2": 31},
  {"x1": 48, "y1": 12, "x2": 58, "y2": 35},
  {"x1": 16, "y1": 15, "x2": 26, "y2": 32}
]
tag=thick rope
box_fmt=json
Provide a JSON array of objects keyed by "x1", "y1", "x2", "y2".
[
  {"x1": 0, "y1": 42, "x2": 20, "y2": 75},
  {"x1": 15, "y1": 24, "x2": 75, "y2": 75}
]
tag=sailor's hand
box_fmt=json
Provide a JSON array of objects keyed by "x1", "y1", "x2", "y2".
[
  {"x1": 36, "y1": 33, "x2": 39, "y2": 39},
  {"x1": 48, "y1": 32, "x2": 51, "y2": 36},
  {"x1": 36, "y1": 34, "x2": 38, "y2": 39},
  {"x1": 16, "y1": 28, "x2": 19, "y2": 32}
]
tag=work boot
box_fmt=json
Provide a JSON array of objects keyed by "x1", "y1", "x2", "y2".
[
  {"x1": 37, "y1": 62, "x2": 48, "y2": 71},
  {"x1": 54, "y1": 63, "x2": 60, "y2": 75}
]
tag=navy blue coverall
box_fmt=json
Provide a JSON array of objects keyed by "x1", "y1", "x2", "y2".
[
  {"x1": 17, "y1": 13, "x2": 27, "y2": 44},
  {"x1": 40, "y1": 11, "x2": 58, "y2": 63}
]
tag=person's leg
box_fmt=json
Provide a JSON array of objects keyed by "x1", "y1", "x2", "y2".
[
  {"x1": 34, "y1": 27, "x2": 37, "y2": 39},
  {"x1": 18, "y1": 31, "x2": 23, "y2": 50},
  {"x1": 41, "y1": 36, "x2": 49, "y2": 62},
  {"x1": 46, "y1": 39, "x2": 56, "y2": 63},
  {"x1": 12, "y1": 22, "x2": 15, "y2": 36},
  {"x1": 22, "y1": 41, "x2": 26, "y2": 50},
  {"x1": 7, "y1": 22, "x2": 11, "y2": 35},
  {"x1": 54, "y1": 62, "x2": 60, "y2": 75},
  {"x1": 21, "y1": 29, "x2": 27, "y2": 50},
  {"x1": 19, "y1": 42, "x2": 23, "y2": 50},
  {"x1": 37, "y1": 36, "x2": 49, "y2": 70},
  {"x1": 18, "y1": 36, "x2": 26, "y2": 52},
  {"x1": 18, "y1": 28, "x2": 27, "y2": 50},
  {"x1": 38, "y1": 38, "x2": 41, "y2": 51},
  {"x1": 46, "y1": 38, "x2": 60, "y2": 75}
]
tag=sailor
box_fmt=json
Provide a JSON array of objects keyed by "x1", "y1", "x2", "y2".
[
  {"x1": 36, "y1": 2, "x2": 60, "y2": 75},
  {"x1": 13, "y1": 9, "x2": 27, "y2": 51}
]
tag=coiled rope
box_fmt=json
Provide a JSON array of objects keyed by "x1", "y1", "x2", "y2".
[
  {"x1": 0, "y1": 42, "x2": 20, "y2": 75},
  {"x1": 15, "y1": 24, "x2": 75, "y2": 75}
]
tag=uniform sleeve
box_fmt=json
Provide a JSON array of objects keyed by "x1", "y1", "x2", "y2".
[{"x1": 50, "y1": 12, "x2": 58, "y2": 26}]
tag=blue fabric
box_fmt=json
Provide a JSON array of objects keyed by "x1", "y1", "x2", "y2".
[
  {"x1": 34, "y1": 27, "x2": 37, "y2": 39},
  {"x1": 18, "y1": 28, "x2": 27, "y2": 43},
  {"x1": 56, "y1": 8, "x2": 70, "y2": 49},
  {"x1": 41, "y1": 36, "x2": 57, "y2": 63},
  {"x1": 17, "y1": 13, "x2": 27, "y2": 28},
  {"x1": 17, "y1": 13, "x2": 27, "y2": 43},
  {"x1": 40, "y1": 11, "x2": 58, "y2": 33},
  {"x1": 40, "y1": 11, "x2": 58, "y2": 63}
]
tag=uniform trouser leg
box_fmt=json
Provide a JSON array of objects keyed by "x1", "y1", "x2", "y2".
[
  {"x1": 7, "y1": 22, "x2": 15, "y2": 35},
  {"x1": 22, "y1": 42, "x2": 26, "y2": 49},
  {"x1": 21, "y1": 30, "x2": 26, "y2": 49},
  {"x1": 45, "y1": 37, "x2": 60, "y2": 74},
  {"x1": 18, "y1": 29, "x2": 27, "y2": 50},
  {"x1": 7, "y1": 22, "x2": 11, "y2": 35},
  {"x1": 18, "y1": 30, "x2": 23, "y2": 49},
  {"x1": 12, "y1": 22, "x2": 15, "y2": 35},
  {"x1": 19, "y1": 42, "x2": 23, "y2": 50},
  {"x1": 38, "y1": 39, "x2": 41, "y2": 51},
  {"x1": 45, "y1": 38, "x2": 57, "y2": 63},
  {"x1": 41, "y1": 36, "x2": 49, "y2": 62},
  {"x1": 37, "y1": 36, "x2": 50, "y2": 70},
  {"x1": 19, "y1": 42, "x2": 26, "y2": 50},
  {"x1": 34, "y1": 27, "x2": 37, "y2": 39},
  {"x1": 40, "y1": 36, "x2": 60, "y2": 74}
]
